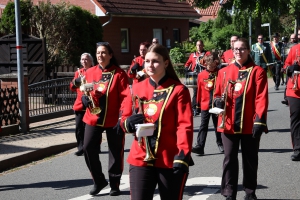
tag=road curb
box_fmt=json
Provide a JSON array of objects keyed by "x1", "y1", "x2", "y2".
[{"x1": 0, "y1": 142, "x2": 76, "y2": 173}]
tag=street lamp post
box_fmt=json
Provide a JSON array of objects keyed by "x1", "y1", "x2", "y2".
[{"x1": 261, "y1": 23, "x2": 271, "y2": 42}]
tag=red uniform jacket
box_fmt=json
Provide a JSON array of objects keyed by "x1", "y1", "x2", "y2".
[
  {"x1": 185, "y1": 51, "x2": 210, "y2": 72},
  {"x1": 123, "y1": 77, "x2": 193, "y2": 171},
  {"x1": 214, "y1": 61, "x2": 268, "y2": 134},
  {"x1": 82, "y1": 64, "x2": 130, "y2": 127},
  {"x1": 127, "y1": 56, "x2": 146, "y2": 84},
  {"x1": 283, "y1": 44, "x2": 300, "y2": 99},
  {"x1": 196, "y1": 69, "x2": 218, "y2": 111},
  {"x1": 70, "y1": 68, "x2": 88, "y2": 111},
  {"x1": 221, "y1": 49, "x2": 235, "y2": 64}
]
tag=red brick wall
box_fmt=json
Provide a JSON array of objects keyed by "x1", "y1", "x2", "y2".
[{"x1": 99, "y1": 16, "x2": 190, "y2": 65}]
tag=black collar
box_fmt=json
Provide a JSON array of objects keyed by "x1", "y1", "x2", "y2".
[
  {"x1": 234, "y1": 58, "x2": 251, "y2": 69},
  {"x1": 149, "y1": 74, "x2": 168, "y2": 88}
]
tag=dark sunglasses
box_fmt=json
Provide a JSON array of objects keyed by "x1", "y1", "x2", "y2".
[{"x1": 96, "y1": 42, "x2": 110, "y2": 46}]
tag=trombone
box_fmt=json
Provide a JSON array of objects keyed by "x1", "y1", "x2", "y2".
[
  {"x1": 136, "y1": 96, "x2": 156, "y2": 162},
  {"x1": 77, "y1": 68, "x2": 101, "y2": 115}
]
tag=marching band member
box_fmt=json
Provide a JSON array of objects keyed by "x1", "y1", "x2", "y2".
[
  {"x1": 70, "y1": 53, "x2": 94, "y2": 156},
  {"x1": 127, "y1": 42, "x2": 151, "y2": 84},
  {"x1": 281, "y1": 34, "x2": 298, "y2": 105},
  {"x1": 184, "y1": 40, "x2": 210, "y2": 116},
  {"x1": 192, "y1": 52, "x2": 224, "y2": 155},
  {"x1": 122, "y1": 44, "x2": 193, "y2": 200},
  {"x1": 221, "y1": 35, "x2": 239, "y2": 66},
  {"x1": 214, "y1": 38, "x2": 268, "y2": 200},
  {"x1": 283, "y1": 42, "x2": 300, "y2": 161},
  {"x1": 270, "y1": 33, "x2": 284, "y2": 90},
  {"x1": 79, "y1": 42, "x2": 130, "y2": 196}
]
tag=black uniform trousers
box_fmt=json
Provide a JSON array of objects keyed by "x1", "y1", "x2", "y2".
[
  {"x1": 287, "y1": 97, "x2": 300, "y2": 151},
  {"x1": 129, "y1": 165, "x2": 188, "y2": 200},
  {"x1": 75, "y1": 111, "x2": 85, "y2": 151},
  {"x1": 83, "y1": 124, "x2": 125, "y2": 189},
  {"x1": 192, "y1": 87, "x2": 197, "y2": 111},
  {"x1": 272, "y1": 63, "x2": 282, "y2": 88},
  {"x1": 196, "y1": 110, "x2": 222, "y2": 148},
  {"x1": 221, "y1": 133, "x2": 260, "y2": 199}
]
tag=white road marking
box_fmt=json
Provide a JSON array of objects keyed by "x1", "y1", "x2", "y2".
[{"x1": 69, "y1": 175, "x2": 221, "y2": 200}]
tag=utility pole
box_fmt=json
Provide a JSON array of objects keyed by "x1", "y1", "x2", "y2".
[{"x1": 14, "y1": 0, "x2": 27, "y2": 133}]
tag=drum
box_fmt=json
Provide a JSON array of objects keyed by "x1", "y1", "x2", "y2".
[{"x1": 185, "y1": 72, "x2": 198, "y2": 86}]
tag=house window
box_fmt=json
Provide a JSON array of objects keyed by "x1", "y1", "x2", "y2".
[
  {"x1": 121, "y1": 28, "x2": 129, "y2": 53},
  {"x1": 173, "y1": 29, "x2": 180, "y2": 44}
]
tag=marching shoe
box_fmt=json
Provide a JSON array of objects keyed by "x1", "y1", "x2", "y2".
[
  {"x1": 192, "y1": 145, "x2": 204, "y2": 155},
  {"x1": 225, "y1": 196, "x2": 236, "y2": 200},
  {"x1": 218, "y1": 145, "x2": 224, "y2": 153},
  {"x1": 109, "y1": 188, "x2": 121, "y2": 196},
  {"x1": 244, "y1": 193, "x2": 257, "y2": 200},
  {"x1": 89, "y1": 179, "x2": 108, "y2": 195},
  {"x1": 291, "y1": 150, "x2": 300, "y2": 161},
  {"x1": 274, "y1": 86, "x2": 279, "y2": 90},
  {"x1": 74, "y1": 149, "x2": 83, "y2": 156}
]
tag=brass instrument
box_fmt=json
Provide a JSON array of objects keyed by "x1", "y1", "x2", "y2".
[
  {"x1": 77, "y1": 68, "x2": 101, "y2": 115},
  {"x1": 218, "y1": 72, "x2": 227, "y2": 129},
  {"x1": 292, "y1": 71, "x2": 300, "y2": 90},
  {"x1": 291, "y1": 50, "x2": 300, "y2": 91},
  {"x1": 136, "y1": 96, "x2": 156, "y2": 162}
]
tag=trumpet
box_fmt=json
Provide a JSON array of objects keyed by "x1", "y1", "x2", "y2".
[
  {"x1": 77, "y1": 68, "x2": 101, "y2": 115},
  {"x1": 136, "y1": 96, "x2": 156, "y2": 162}
]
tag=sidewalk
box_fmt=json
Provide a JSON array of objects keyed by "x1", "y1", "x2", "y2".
[
  {"x1": 0, "y1": 77, "x2": 277, "y2": 173},
  {"x1": 0, "y1": 115, "x2": 79, "y2": 172}
]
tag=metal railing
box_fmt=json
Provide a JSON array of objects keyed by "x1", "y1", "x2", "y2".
[{"x1": 28, "y1": 77, "x2": 76, "y2": 123}]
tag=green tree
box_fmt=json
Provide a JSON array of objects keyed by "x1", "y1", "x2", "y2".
[
  {"x1": 0, "y1": 0, "x2": 103, "y2": 72},
  {"x1": 0, "y1": 0, "x2": 32, "y2": 34}
]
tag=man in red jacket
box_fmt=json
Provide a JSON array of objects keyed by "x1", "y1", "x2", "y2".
[
  {"x1": 221, "y1": 35, "x2": 239, "y2": 65},
  {"x1": 184, "y1": 40, "x2": 210, "y2": 116}
]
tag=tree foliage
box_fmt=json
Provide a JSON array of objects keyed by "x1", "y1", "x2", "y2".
[{"x1": 0, "y1": 0, "x2": 103, "y2": 72}]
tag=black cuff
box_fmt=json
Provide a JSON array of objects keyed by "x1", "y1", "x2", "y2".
[{"x1": 173, "y1": 150, "x2": 191, "y2": 173}]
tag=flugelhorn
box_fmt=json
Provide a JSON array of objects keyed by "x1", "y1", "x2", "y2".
[
  {"x1": 292, "y1": 71, "x2": 300, "y2": 91},
  {"x1": 218, "y1": 72, "x2": 228, "y2": 129},
  {"x1": 291, "y1": 49, "x2": 300, "y2": 91},
  {"x1": 77, "y1": 68, "x2": 101, "y2": 115},
  {"x1": 136, "y1": 96, "x2": 156, "y2": 162}
]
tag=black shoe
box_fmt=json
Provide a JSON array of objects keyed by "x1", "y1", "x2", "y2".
[
  {"x1": 218, "y1": 145, "x2": 224, "y2": 153},
  {"x1": 74, "y1": 149, "x2": 84, "y2": 156},
  {"x1": 89, "y1": 179, "x2": 108, "y2": 195},
  {"x1": 244, "y1": 193, "x2": 257, "y2": 200},
  {"x1": 291, "y1": 150, "x2": 300, "y2": 161},
  {"x1": 225, "y1": 196, "x2": 236, "y2": 200},
  {"x1": 275, "y1": 86, "x2": 279, "y2": 90},
  {"x1": 192, "y1": 145, "x2": 204, "y2": 155},
  {"x1": 281, "y1": 82, "x2": 285, "y2": 85},
  {"x1": 99, "y1": 145, "x2": 102, "y2": 154},
  {"x1": 281, "y1": 100, "x2": 289, "y2": 105},
  {"x1": 109, "y1": 188, "x2": 121, "y2": 196}
]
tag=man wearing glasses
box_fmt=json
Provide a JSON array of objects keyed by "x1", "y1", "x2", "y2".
[{"x1": 251, "y1": 34, "x2": 272, "y2": 73}]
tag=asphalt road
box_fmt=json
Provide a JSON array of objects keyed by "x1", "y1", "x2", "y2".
[{"x1": 0, "y1": 82, "x2": 300, "y2": 200}]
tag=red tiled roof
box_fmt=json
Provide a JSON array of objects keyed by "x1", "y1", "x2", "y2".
[
  {"x1": 197, "y1": 0, "x2": 227, "y2": 22},
  {"x1": 95, "y1": 0, "x2": 200, "y2": 19}
]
